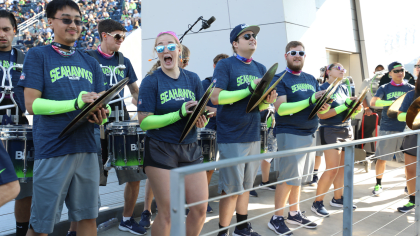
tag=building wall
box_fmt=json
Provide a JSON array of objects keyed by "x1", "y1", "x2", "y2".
[{"x1": 141, "y1": 0, "x2": 363, "y2": 85}]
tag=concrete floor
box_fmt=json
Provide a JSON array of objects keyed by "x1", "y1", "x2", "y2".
[{"x1": 98, "y1": 161, "x2": 416, "y2": 236}]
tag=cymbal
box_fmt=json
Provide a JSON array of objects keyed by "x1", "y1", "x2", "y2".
[
  {"x1": 246, "y1": 63, "x2": 279, "y2": 113},
  {"x1": 342, "y1": 85, "x2": 369, "y2": 122},
  {"x1": 406, "y1": 96, "x2": 420, "y2": 130},
  {"x1": 59, "y1": 78, "x2": 130, "y2": 138},
  {"x1": 387, "y1": 93, "x2": 407, "y2": 119},
  {"x1": 308, "y1": 77, "x2": 343, "y2": 120},
  {"x1": 179, "y1": 82, "x2": 215, "y2": 143}
]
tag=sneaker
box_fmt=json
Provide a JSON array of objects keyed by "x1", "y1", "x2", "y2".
[
  {"x1": 286, "y1": 211, "x2": 317, "y2": 229},
  {"x1": 372, "y1": 184, "x2": 383, "y2": 196},
  {"x1": 138, "y1": 210, "x2": 152, "y2": 229},
  {"x1": 259, "y1": 182, "x2": 276, "y2": 191},
  {"x1": 330, "y1": 197, "x2": 357, "y2": 210},
  {"x1": 207, "y1": 204, "x2": 213, "y2": 213},
  {"x1": 119, "y1": 217, "x2": 147, "y2": 235},
  {"x1": 310, "y1": 175, "x2": 319, "y2": 186},
  {"x1": 311, "y1": 201, "x2": 329, "y2": 217},
  {"x1": 405, "y1": 186, "x2": 409, "y2": 195},
  {"x1": 397, "y1": 202, "x2": 415, "y2": 213},
  {"x1": 217, "y1": 230, "x2": 229, "y2": 236},
  {"x1": 246, "y1": 222, "x2": 261, "y2": 236},
  {"x1": 66, "y1": 232, "x2": 76, "y2": 236},
  {"x1": 232, "y1": 225, "x2": 251, "y2": 236},
  {"x1": 249, "y1": 190, "x2": 258, "y2": 197},
  {"x1": 267, "y1": 216, "x2": 293, "y2": 235}
]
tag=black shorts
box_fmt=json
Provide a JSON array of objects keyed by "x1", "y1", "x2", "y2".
[
  {"x1": 402, "y1": 134, "x2": 417, "y2": 156},
  {"x1": 320, "y1": 125, "x2": 353, "y2": 151},
  {"x1": 143, "y1": 136, "x2": 203, "y2": 172}
]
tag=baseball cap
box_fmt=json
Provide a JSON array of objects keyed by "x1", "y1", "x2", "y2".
[
  {"x1": 388, "y1": 61, "x2": 404, "y2": 72},
  {"x1": 230, "y1": 24, "x2": 260, "y2": 44}
]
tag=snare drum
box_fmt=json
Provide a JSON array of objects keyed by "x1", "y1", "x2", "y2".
[
  {"x1": 107, "y1": 121, "x2": 145, "y2": 170},
  {"x1": 197, "y1": 128, "x2": 216, "y2": 163},
  {"x1": 260, "y1": 123, "x2": 268, "y2": 154},
  {"x1": 0, "y1": 125, "x2": 34, "y2": 183}
]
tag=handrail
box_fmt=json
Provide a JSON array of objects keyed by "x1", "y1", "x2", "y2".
[{"x1": 18, "y1": 10, "x2": 45, "y2": 31}]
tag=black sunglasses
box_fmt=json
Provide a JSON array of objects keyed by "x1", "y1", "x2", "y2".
[
  {"x1": 392, "y1": 69, "x2": 405, "y2": 73},
  {"x1": 414, "y1": 65, "x2": 420, "y2": 69},
  {"x1": 107, "y1": 32, "x2": 125, "y2": 41},
  {"x1": 52, "y1": 17, "x2": 83, "y2": 26},
  {"x1": 240, "y1": 33, "x2": 257, "y2": 41}
]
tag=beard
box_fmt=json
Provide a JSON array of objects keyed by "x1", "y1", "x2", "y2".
[{"x1": 287, "y1": 58, "x2": 304, "y2": 71}]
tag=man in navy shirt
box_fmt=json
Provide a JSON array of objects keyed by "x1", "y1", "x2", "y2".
[
  {"x1": 18, "y1": 0, "x2": 107, "y2": 235},
  {"x1": 269, "y1": 41, "x2": 326, "y2": 235},
  {"x1": 0, "y1": 10, "x2": 33, "y2": 236},
  {"x1": 370, "y1": 61, "x2": 414, "y2": 197},
  {"x1": 210, "y1": 24, "x2": 276, "y2": 236}
]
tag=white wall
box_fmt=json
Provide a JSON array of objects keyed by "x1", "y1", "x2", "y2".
[{"x1": 141, "y1": 0, "x2": 362, "y2": 85}]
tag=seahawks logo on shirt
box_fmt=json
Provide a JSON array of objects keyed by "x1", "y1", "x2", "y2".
[
  {"x1": 386, "y1": 91, "x2": 405, "y2": 100},
  {"x1": 160, "y1": 88, "x2": 196, "y2": 104},
  {"x1": 291, "y1": 83, "x2": 316, "y2": 93}
]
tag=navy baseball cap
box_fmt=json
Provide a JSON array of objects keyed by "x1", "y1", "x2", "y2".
[
  {"x1": 388, "y1": 61, "x2": 404, "y2": 72},
  {"x1": 230, "y1": 24, "x2": 260, "y2": 44}
]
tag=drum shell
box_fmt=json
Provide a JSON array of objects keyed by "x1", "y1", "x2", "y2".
[
  {"x1": 197, "y1": 129, "x2": 216, "y2": 163},
  {"x1": 0, "y1": 125, "x2": 34, "y2": 183}
]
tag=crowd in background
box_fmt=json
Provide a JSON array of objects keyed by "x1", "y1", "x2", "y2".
[{"x1": 0, "y1": 0, "x2": 141, "y2": 53}]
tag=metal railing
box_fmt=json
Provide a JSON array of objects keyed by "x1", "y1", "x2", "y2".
[{"x1": 170, "y1": 129, "x2": 420, "y2": 236}]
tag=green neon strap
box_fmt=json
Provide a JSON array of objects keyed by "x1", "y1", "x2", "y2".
[
  {"x1": 375, "y1": 100, "x2": 393, "y2": 107},
  {"x1": 277, "y1": 93, "x2": 316, "y2": 116},
  {"x1": 32, "y1": 91, "x2": 88, "y2": 115},
  {"x1": 318, "y1": 105, "x2": 330, "y2": 114},
  {"x1": 100, "y1": 104, "x2": 112, "y2": 125},
  {"x1": 267, "y1": 116, "x2": 272, "y2": 128},
  {"x1": 259, "y1": 102, "x2": 269, "y2": 111},
  {"x1": 334, "y1": 98, "x2": 353, "y2": 115},
  {"x1": 398, "y1": 112, "x2": 407, "y2": 122},
  {"x1": 140, "y1": 103, "x2": 187, "y2": 131},
  {"x1": 218, "y1": 80, "x2": 257, "y2": 105},
  {"x1": 344, "y1": 79, "x2": 351, "y2": 95}
]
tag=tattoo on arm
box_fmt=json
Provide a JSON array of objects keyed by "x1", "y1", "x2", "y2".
[{"x1": 138, "y1": 111, "x2": 153, "y2": 117}]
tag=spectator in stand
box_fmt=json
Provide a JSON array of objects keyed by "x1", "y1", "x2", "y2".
[
  {"x1": 121, "y1": 9, "x2": 129, "y2": 20},
  {"x1": 132, "y1": 9, "x2": 140, "y2": 18},
  {"x1": 128, "y1": 0, "x2": 136, "y2": 13},
  {"x1": 125, "y1": 20, "x2": 132, "y2": 32},
  {"x1": 33, "y1": 34, "x2": 44, "y2": 47}
]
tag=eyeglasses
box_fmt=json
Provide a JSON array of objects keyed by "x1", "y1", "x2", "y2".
[
  {"x1": 414, "y1": 65, "x2": 420, "y2": 69},
  {"x1": 331, "y1": 65, "x2": 347, "y2": 73},
  {"x1": 287, "y1": 50, "x2": 305, "y2": 57},
  {"x1": 392, "y1": 69, "x2": 405, "y2": 74},
  {"x1": 107, "y1": 32, "x2": 125, "y2": 41},
  {"x1": 155, "y1": 43, "x2": 177, "y2": 53},
  {"x1": 51, "y1": 17, "x2": 83, "y2": 26},
  {"x1": 239, "y1": 33, "x2": 257, "y2": 41},
  {"x1": 183, "y1": 58, "x2": 189, "y2": 64}
]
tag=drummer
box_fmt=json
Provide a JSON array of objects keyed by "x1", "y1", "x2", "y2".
[
  {"x1": 269, "y1": 41, "x2": 326, "y2": 235},
  {"x1": 201, "y1": 53, "x2": 228, "y2": 213},
  {"x1": 137, "y1": 31, "x2": 208, "y2": 236},
  {"x1": 370, "y1": 61, "x2": 414, "y2": 196},
  {"x1": 396, "y1": 78, "x2": 419, "y2": 213},
  {"x1": 82, "y1": 19, "x2": 146, "y2": 236},
  {"x1": 17, "y1": 0, "x2": 107, "y2": 235},
  {"x1": 0, "y1": 10, "x2": 32, "y2": 236},
  {"x1": 311, "y1": 63, "x2": 361, "y2": 217},
  {"x1": 210, "y1": 23, "x2": 276, "y2": 236}
]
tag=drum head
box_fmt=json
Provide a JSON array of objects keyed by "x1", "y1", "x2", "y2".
[
  {"x1": 246, "y1": 63, "x2": 280, "y2": 113},
  {"x1": 0, "y1": 125, "x2": 33, "y2": 139},
  {"x1": 308, "y1": 78, "x2": 343, "y2": 120},
  {"x1": 406, "y1": 97, "x2": 420, "y2": 130},
  {"x1": 59, "y1": 78, "x2": 130, "y2": 138},
  {"x1": 387, "y1": 93, "x2": 407, "y2": 119}
]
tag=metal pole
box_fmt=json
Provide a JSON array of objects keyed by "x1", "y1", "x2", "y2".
[
  {"x1": 415, "y1": 134, "x2": 420, "y2": 234},
  {"x1": 170, "y1": 169, "x2": 186, "y2": 236},
  {"x1": 343, "y1": 145, "x2": 355, "y2": 236}
]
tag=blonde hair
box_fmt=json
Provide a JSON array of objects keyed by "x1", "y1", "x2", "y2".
[{"x1": 147, "y1": 33, "x2": 183, "y2": 75}]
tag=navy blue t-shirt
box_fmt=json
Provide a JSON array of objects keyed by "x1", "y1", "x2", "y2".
[
  {"x1": 202, "y1": 77, "x2": 217, "y2": 130},
  {"x1": 319, "y1": 82, "x2": 350, "y2": 126},
  {"x1": 137, "y1": 68, "x2": 204, "y2": 144},
  {"x1": 0, "y1": 49, "x2": 26, "y2": 113},
  {"x1": 213, "y1": 56, "x2": 267, "y2": 143},
  {"x1": 17, "y1": 45, "x2": 105, "y2": 160},
  {"x1": 273, "y1": 70, "x2": 321, "y2": 136},
  {"x1": 375, "y1": 83, "x2": 414, "y2": 131},
  {"x1": 93, "y1": 50, "x2": 137, "y2": 103},
  {"x1": 400, "y1": 90, "x2": 416, "y2": 113}
]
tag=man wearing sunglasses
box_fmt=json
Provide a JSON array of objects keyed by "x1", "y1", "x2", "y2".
[
  {"x1": 210, "y1": 23, "x2": 276, "y2": 236},
  {"x1": 269, "y1": 41, "x2": 327, "y2": 235},
  {"x1": 370, "y1": 61, "x2": 414, "y2": 198},
  {"x1": 17, "y1": 0, "x2": 108, "y2": 235},
  {"x1": 83, "y1": 19, "x2": 145, "y2": 236}
]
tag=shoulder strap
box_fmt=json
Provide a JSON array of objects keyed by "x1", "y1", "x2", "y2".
[
  {"x1": 87, "y1": 50, "x2": 101, "y2": 64},
  {"x1": 13, "y1": 48, "x2": 24, "y2": 72},
  {"x1": 117, "y1": 51, "x2": 124, "y2": 67}
]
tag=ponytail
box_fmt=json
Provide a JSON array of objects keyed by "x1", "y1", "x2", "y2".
[{"x1": 147, "y1": 60, "x2": 161, "y2": 75}]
